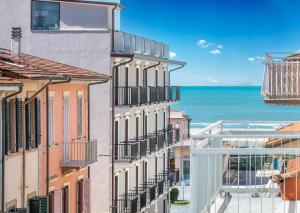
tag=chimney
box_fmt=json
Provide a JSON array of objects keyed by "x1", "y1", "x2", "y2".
[{"x1": 11, "y1": 27, "x2": 22, "y2": 58}]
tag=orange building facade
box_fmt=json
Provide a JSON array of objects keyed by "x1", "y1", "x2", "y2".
[{"x1": 0, "y1": 48, "x2": 107, "y2": 212}]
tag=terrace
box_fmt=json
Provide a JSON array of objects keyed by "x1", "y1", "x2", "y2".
[
  {"x1": 262, "y1": 52, "x2": 300, "y2": 105},
  {"x1": 190, "y1": 121, "x2": 300, "y2": 213}
]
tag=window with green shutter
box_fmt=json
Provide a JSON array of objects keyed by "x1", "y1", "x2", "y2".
[
  {"x1": 5, "y1": 99, "x2": 11, "y2": 155},
  {"x1": 29, "y1": 196, "x2": 48, "y2": 213},
  {"x1": 35, "y1": 97, "x2": 41, "y2": 147},
  {"x1": 25, "y1": 98, "x2": 33, "y2": 150},
  {"x1": 16, "y1": 98, "x2": 23, "y2": 151}
]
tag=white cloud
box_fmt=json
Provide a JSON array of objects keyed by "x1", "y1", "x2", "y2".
[
  {"x1": 208, "y1": 78, "x2": 220, "y2": 84},
  {"x1": 248, "y1": 56, "x2": 265, "y2": 63},
  {"x1": 169, "y1": 51, "x2": 176, "y2": 58},
  {"x1": 210, "y1": 49, "x2": 221, "y2": 56},
  {"x1": 248, "y1": 57, "x2": 255, "y2": 62},
  {"x1": 197, "y1": 39, "x2": 209, "y2": 48},
  {"x1": 197, "y1": 38, "x2": 223, "y2": 56}
]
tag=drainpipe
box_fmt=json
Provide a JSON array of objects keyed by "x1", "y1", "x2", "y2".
[
  {"x1": 45, "y1": 78, "x2": 71, "y2": 195},
  {"x1": 87, "y1": 79, "x2": 109, "y2": 178},
  {"x1": 111, "y1": 5, "x2": 117, "y2": 53},
  {"x1": 111, "y1": 57, "x2": 133, "y2": 212},
  {"x1": 21, "y1": 79, "x2": 53, "y2": 208},
  {"x1": 1, "y1": 85, "x2": 23, "y2": 212},
  {"x1": 143, "y1": 62, "x2": 161, "y2": 86},
  {"x1": 168, "y1": 64, "x2": 185, "y2": 125}
]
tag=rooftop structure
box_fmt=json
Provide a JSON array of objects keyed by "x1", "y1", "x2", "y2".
[{"x1": 190, "y1": 121, "x2": 300, "y2": 213}]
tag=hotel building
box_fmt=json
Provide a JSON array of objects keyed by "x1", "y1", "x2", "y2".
[{"x1": 0, "y1": 0, "x2": 185, "y2": 212}]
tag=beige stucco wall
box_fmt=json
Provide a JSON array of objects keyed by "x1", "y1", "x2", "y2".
[{"x1": 5, "y1": 150, "x2": 39, "y2": 210}]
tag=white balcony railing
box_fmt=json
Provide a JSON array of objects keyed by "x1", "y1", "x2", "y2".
[
  {"x1": 191, "y1": 121, "x2": 300, "y2": 213},
  {"x1": 262, "y1": 53, "x2": 300, "y2": 102},
  {"x1": 113, "y1": 31, "x2": 170, "y2": 59}
]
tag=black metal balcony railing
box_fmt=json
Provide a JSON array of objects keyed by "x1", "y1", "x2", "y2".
[
  {"x1": 115, "y1": 140, "x2": 139, "y2": 162},
  {"x1": 61, "y1": 138, "x2": 97, "y2": 168},
  {"x1": 171, "y1": 168, "x2": 180, "y2": 185},
  {"x1": 140, "y1": 86, "x2": 148, "y2": 105},
  {"x1": 139, "y1": 138, "x2": 147, "y2": 158},
  {"x1": 115, "y1": 86, "x2": 180, "y2": 107},
  {"x1": 149, "y1": 184, "x2": 156, "y2": 202},
  {"x1": 175, "y1": 128, "x2": 180, "y2": 142},
  {"x1": 158, "y1": 86, "x2": 166, "y2": 102},
  {"x1": 167, "y1": 130, "x2": 174, "y2": 146},
  {"x1": 149, "y1": 86, "x2": 158, "y2": 103},
  {"x1": 115, "y1": 87, "x2": 139, "y2": 106},
  {"x1": 157, "y1": 179, "x2": 164, "y2": 196},
  {"x1": 115, "y1": 193, "x2": 138, "y2": 213},
  {"x1": 157, "y1": 131, "x2": 165, "y2": 150},
  {"x1": 148, "y1": 134, "x2": 157, "y2": 153},
  {"x1": 139, "y1": 188, "x2": 147, "y2": 210},
  {"x1": 167, "y1": 86, "x2": 180, "y2": 102}
]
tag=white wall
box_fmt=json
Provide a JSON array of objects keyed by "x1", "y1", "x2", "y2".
[
  {"x1": 60, "y1": 3, "x2": 109, "y2": 30},
  {"x1": 0, "y1": 1, "x2": 112, "y2": 212}
]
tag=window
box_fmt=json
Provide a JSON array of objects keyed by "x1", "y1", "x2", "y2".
[
  {"x1": 77, "y1": 94, "x2": 83, "y2": 138},
  {"x1": 31, "y1": 1, "x2": 60, "y2": 30},
  {"x1": 48, "y1": 96, "x2": 54, "y2": 146}
]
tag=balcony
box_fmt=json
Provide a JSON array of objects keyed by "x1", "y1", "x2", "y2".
[
  {"x1": 171, "y1": 168, "x2": 180, "y2": 185},
  {"x1": 115, "y1": 140, "x2": 139, "y2": 162},
  {"x1": 115, "y1": 193, "x2": 138, "y2": 213},
  {"x1": 113, "y1": 31, "x2": 169, "y2": 59},
  {"x1": 190, "y1": 121, "x2": 300, "y2": 213},
  {"x1": 167, "y1": 129, "x2": 174, "y2": 146},
  {"x1": 148, "y1": 134, "x2": 157, "y2": 153},
  {"x1": 262, "y1": 52, "x2": 300, "y2": 105},
  {"x1": 115, "y1": 137, "x2": 149, "y2": 162},
  {"x1": 157, "y1": 131, "x2": 166, "y2": 150},
  {"x1": 175, "y1": 128, "x2": 180, "y2": 143},
  {"x1": 115, "y1": 86, "x2": 180, "y2": 107},
  {"x1": 61, "y1": 138, "x2": 97, "y2": 168}
]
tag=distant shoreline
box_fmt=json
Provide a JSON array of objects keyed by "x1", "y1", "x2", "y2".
[{"x1": 178, "y1": 85, "x2": 261, "y2": 87}]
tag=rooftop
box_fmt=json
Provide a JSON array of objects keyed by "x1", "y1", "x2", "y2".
[{"x1": 0, "y1": 49, "x2": 108, "y2": 81}]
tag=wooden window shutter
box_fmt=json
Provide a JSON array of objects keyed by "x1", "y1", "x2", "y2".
[
  {"x1": 48, "y1": 191, "x2": 62, "y2": 213},
  {"x1": 29, "y1": 196, "x2": 48, "y2": 213},
  {"x1": 48, "y1": 192, "x2": 54, "y2": 213},
  {"x1": 78, "y1": 179, "x2": 91, "y2": 213},
  {"x1": 9, "y1": 99, "x2": 16, "y2": 153},
  {"x1": 48, "y1": 97, "x2": 54, "y2": 146},
  {"x1": 25, "y1": 98, "x2": 32, "y2": 150},
  {"x1": 77, "y1": 95, "x2": 83, "y2": 138},
  {"x1": 35, "y1": 97, "x2": 41, "y2": 147},
  {"x1": 4, "y1": 99, "x2": 11, "y2": 154},
  {"x1": 54, "y1": 190, "x2": 63, "y2": 213},
  {"x1": 16, "y1": 98, "x2": 23, "y2": 151}
]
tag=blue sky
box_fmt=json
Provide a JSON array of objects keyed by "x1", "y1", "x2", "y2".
[{"x1": 121, "y1": 0, "x2": 300, "y2": 86}]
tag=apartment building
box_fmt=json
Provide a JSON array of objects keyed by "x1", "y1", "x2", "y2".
[
  {"x1": 169, "y1": 110, "x2": 191, "y2": 185},
  {"x1": 0, "y1": 1, "x2": 186, "y2": 212},
  {"x1": 0, "y1": 1, "x2": 120, "y2": 212},
  {"x1": 112, "y1": 31, "x2": 185, "y2": 212},
  {"x1": 0, "y1": 77, "x2": 22, "y2": 211},
  {"x1": 0, "y1": 34, "x2": 107, "y2": 212}
]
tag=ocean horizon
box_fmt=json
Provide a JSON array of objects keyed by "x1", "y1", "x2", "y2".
[{"x1": 173, "y1": 86, "x2": 300, "y2": 129}]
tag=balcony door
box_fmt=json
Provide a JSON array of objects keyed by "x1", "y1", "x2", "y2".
[
  {"x1": 136, "y1": 68, "x2": 139, "y2": 86},
  {"x1": 63, "y1": 95, "x2": 69, "y2": 161},
  {"x1": 136, "y1": 117, "x2": 139, "y2": 139},
  {"x1": 125, "y1": 119, "x2": 129, "y2": 157},
  {"x1": 115, "y1": 120, "x2": 119, "y2": 160},
  {"x1": 125, "y1": 67, "x2": 129, "y2": 105},
  {"x1": 114, "y1": 67, "x2": 119, "y2": 105},
  {"x1": 125, "y1": 171, "x2": 128, "y2": 208}
]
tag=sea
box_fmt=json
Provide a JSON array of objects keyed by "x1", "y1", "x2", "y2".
[{"x1": 172, "y1": 86, "x2": 300, "y2": 129}]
